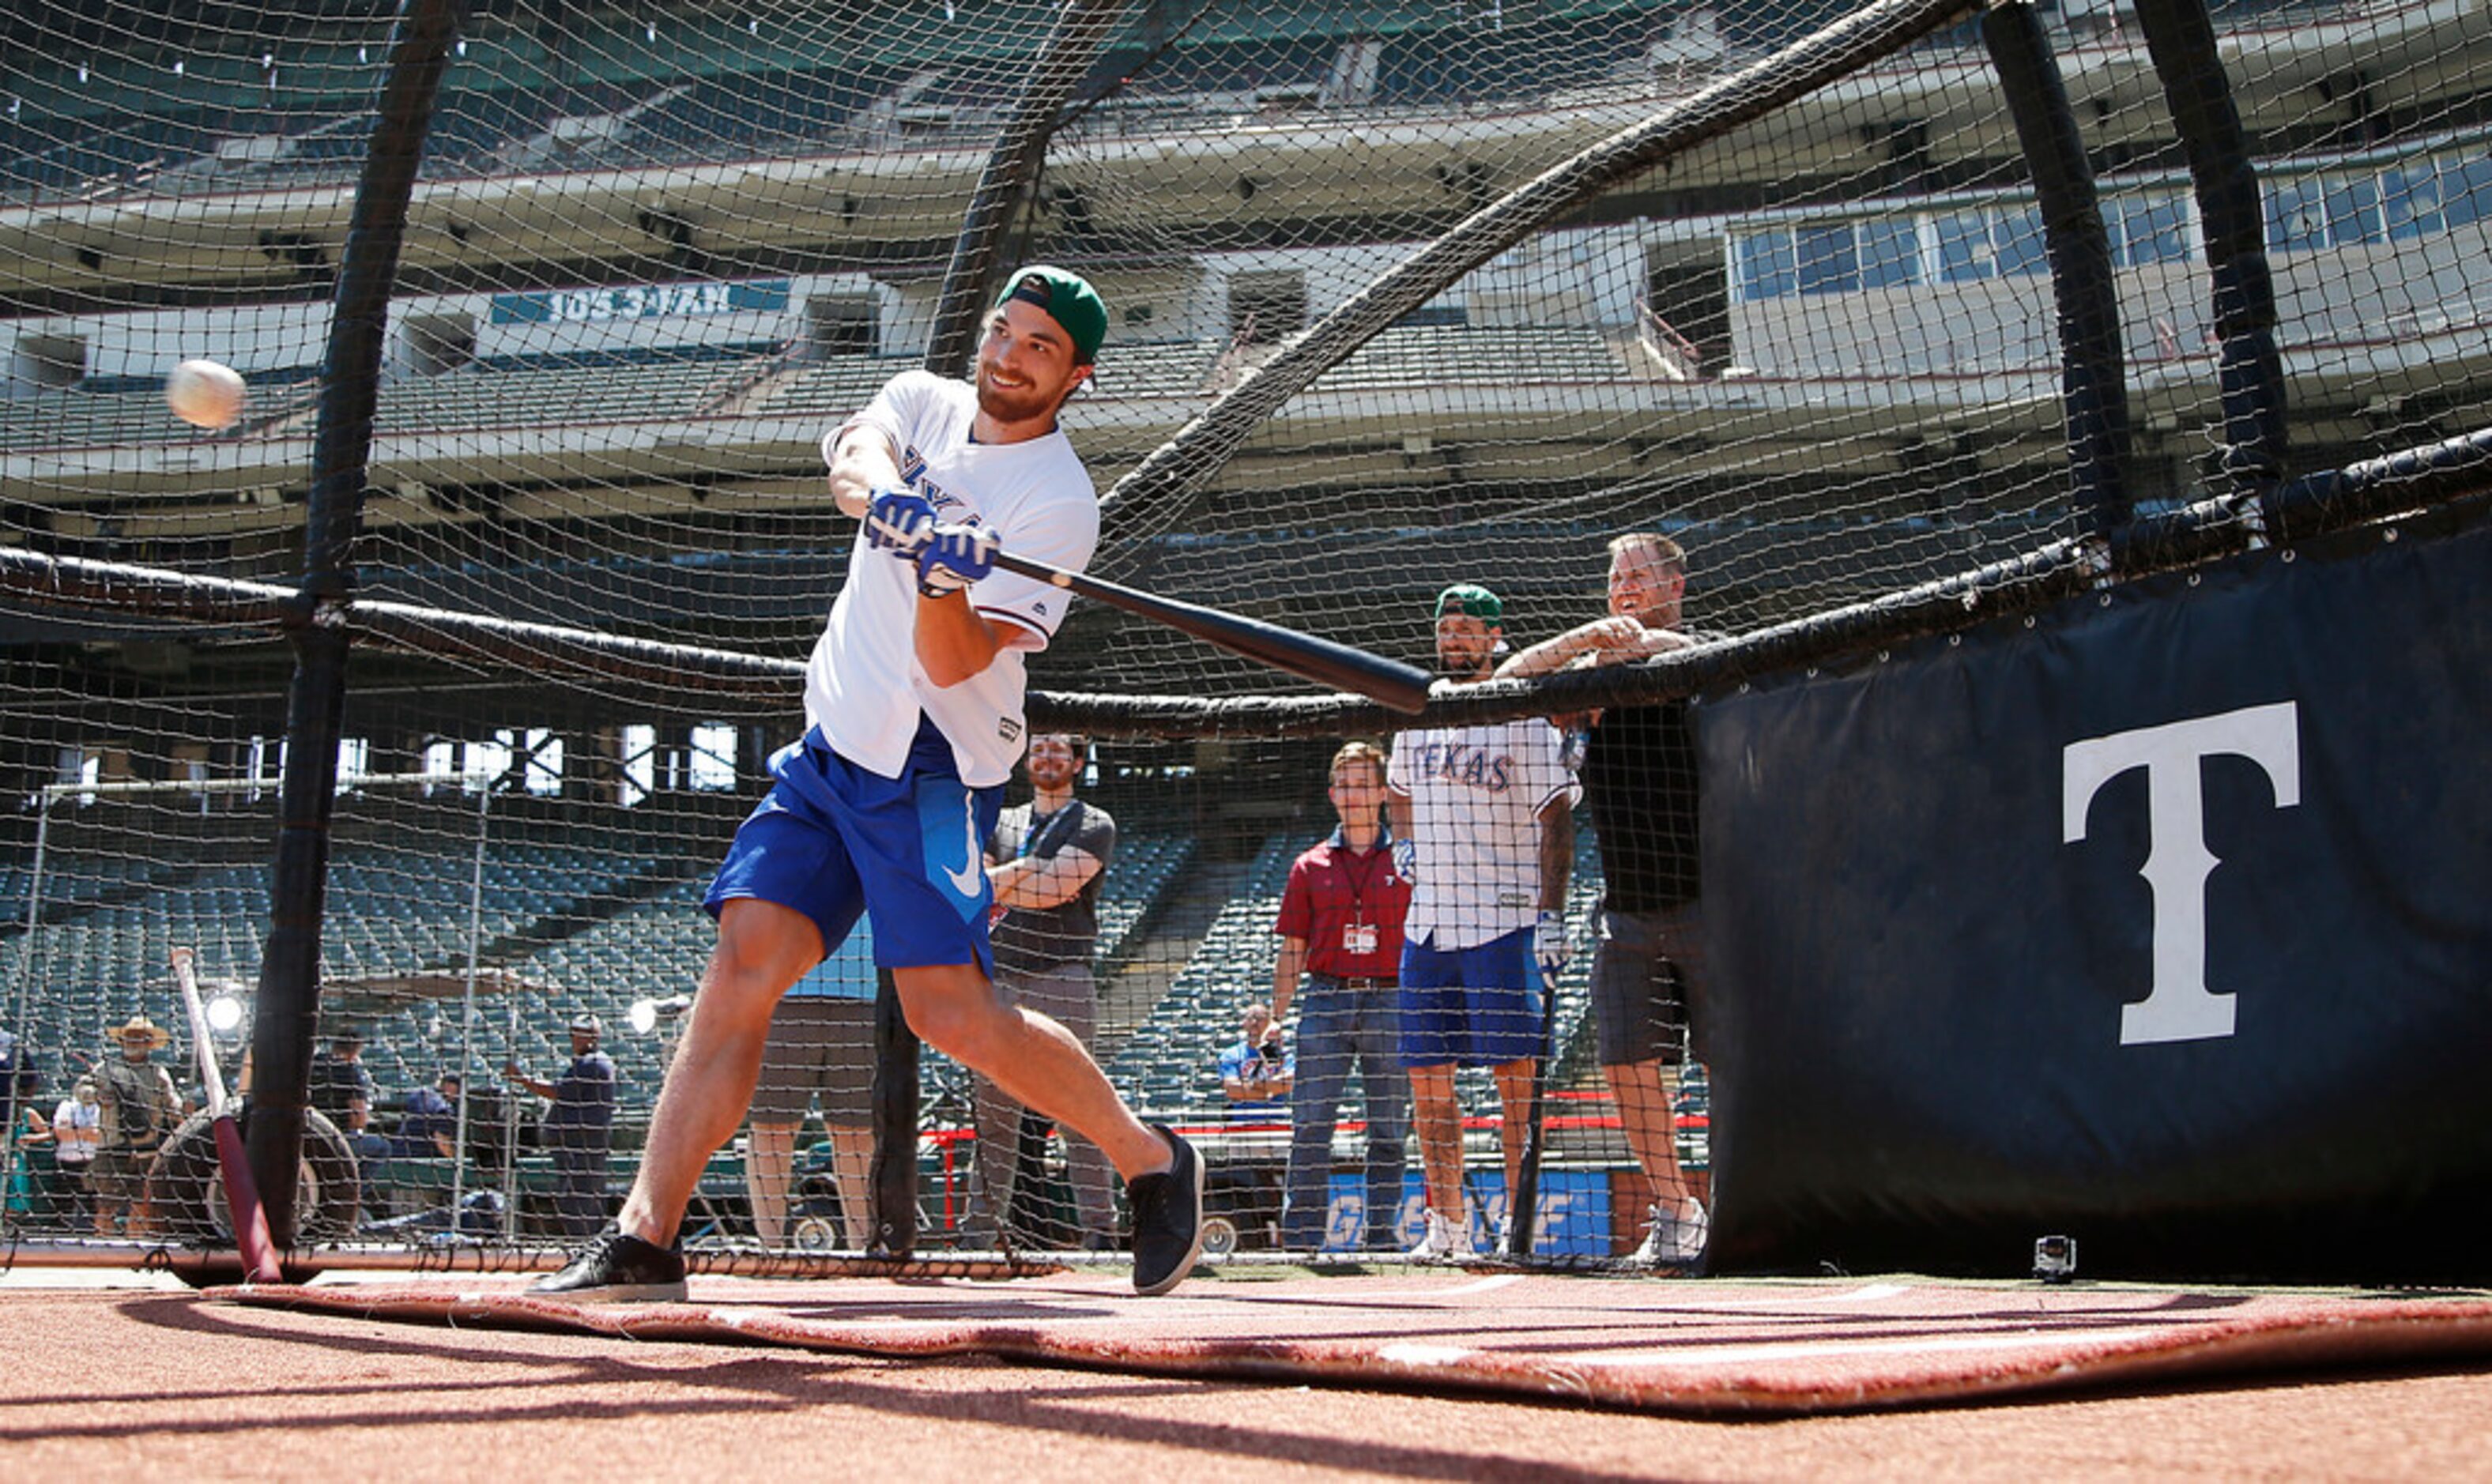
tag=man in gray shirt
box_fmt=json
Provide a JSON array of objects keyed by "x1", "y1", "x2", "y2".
[{"x1": 967, "y1": 733, "x2": 1119, "y2": 1249}]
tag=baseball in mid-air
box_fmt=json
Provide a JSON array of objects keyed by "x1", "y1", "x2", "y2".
[{"x1": 166, "y1": 357, "x2": 247, "y2": 429}]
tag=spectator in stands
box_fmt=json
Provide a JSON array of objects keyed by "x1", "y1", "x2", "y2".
[
  {"x1": 50, "y1": 1076, "x2": 101, "y2": 1226},
  {"x1": 0, "y1": 1028, "x2": 29, "y2": 1143},
  {"x1": 341, "y1": 1093, "x2": 393, "y2": 1222},
  {"x1": 1216, "y1": 1002, "x2": 1295, "y2": 1120},
  {"x1": 1495, "y1": 531, "x2": 1712, "y2": 1267},
  {"x1": 307, "y1": 1028, "x2": 377, "y2": 1123},
  {"x1": 746, "y1": 974, "x2": 876, "y2": 1252},
  {"x1": 535, "y1": 266, "x2": 1201, "y2": 1304},
  {"x1": 508, "y1": 1014, "x2": 617, "y2": 1241},
  {"x1": 392, "y1": 1070, "x2": 462, "y2": 1159},
  {"x1": 1389, "y1": 585, "x2": 1578, "y2": 1260},
  {"x1": 92, "y1": 1015, "x2": 184, "y2": 1237},
  {"x1": 965, "y1": 733, "x2": 1119, "y2": 1250},
  {"x1": 1271, "y1": 740, "x2": 1413, "y2": 1252}
]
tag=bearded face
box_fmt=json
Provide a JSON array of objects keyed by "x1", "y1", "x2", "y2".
[
  {"x1": 1025, "y1": 735, "x2": 1084, "y2": 790},
  {"x1": 974, "y1": 301, "x2": 1090, "y2": 429}
]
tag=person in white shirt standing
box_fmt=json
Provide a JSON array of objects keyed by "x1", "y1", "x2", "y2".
[
  {"x1": 1388, "y1": 585, "x2": 1578, "y2": 1259},
  {"x1": 535, "y1": 267, "x2": 1202, "y2": 1301},
  {"x1": 50, "y1": 1077, "x2": 101, "y2": 1226}
]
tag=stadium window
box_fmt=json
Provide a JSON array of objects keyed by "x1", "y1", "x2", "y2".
[
  {"x1": 1733, "y1": 229, "x2": 1796, "y2": 301},
  {"x1": 1935, "y1": 213, "x2": 1994, "y2": 282},
  {"x1": 2440, "y1": 156, "x2": 2492, "y2": 230},
  {"x1": 495, "y1": 728, "x2": 562, "y2": 797},
  {"x1": 1860, "y1": 217, "x2": 1920, "y2": 289},
  {"x1": 2325, "y1": 177, "x2": 2382, "y2": 247},
  {"x1": 335, "y1": 736, "x2": 370, "y2": 793},
  {"x1": 2267, "y1": 179, "x2": 2329, "y2": 252},
  {"x1": 1795, "y1": 223, "x2": 1858, "y2": 294},
  {"x1": 688, "y1": 723, "x2": 737, "y2": 792},
  {"x1": 246, "y1": 735, "x2": 285, "y2": 803},
  {"x1": 2115, "y1": 195, "x2": 2190, "y2": 266},
  {"x1": 620, "y1": 724, "x2": 658, "y2": 808},
  {"x1": 465, "y1": 736, "x2": 514, "y2": 793},
  {"x1": 422, "y1": 739, "x2": 458, "y2": 793},
  {"x1": 2384, "y1": 164, "x2": 2445, "y2": 240},
  {"x1": 1992, "y1": 209, "x2": 2049, "y2": 277},
  {"x1": 13, "y1": 333, "x2": 86, "y2": 389}
]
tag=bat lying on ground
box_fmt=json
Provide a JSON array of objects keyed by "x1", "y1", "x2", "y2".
[{"x1": 172, "y1": 946, "x2": 283, "y2": 1284}]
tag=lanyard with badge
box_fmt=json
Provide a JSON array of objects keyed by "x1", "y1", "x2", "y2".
[{"x1": 1337, "y1": 839, "x2": 1391, "y2": 959}]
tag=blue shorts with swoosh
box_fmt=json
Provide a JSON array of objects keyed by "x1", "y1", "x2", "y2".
[{"x1": 706, "y1": 717, "x2": 1001, "y2": 977}]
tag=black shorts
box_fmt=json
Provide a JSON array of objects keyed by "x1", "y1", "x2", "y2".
[{"x1": 1587, "y1": 903, "x2": 1704, "y2": 1068}]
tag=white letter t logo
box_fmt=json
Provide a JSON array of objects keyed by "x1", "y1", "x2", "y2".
[{"x1": 2062, "y1": 702, "x2": 2300, "y2": 1045}]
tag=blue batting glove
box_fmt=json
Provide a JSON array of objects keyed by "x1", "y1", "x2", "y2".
[
  {"x1": 1534, "y1": 910, "x2": 1569, "y2": 977},
  {"x1": 915, "y1": 522, "x2": 997, "y2": 598},
  {"x1": 865, "y1": 488, "x2": 936, "y2": 556},
  {"x1": 1390, "y1": 836, "x2": 1417, "y2": 883}
]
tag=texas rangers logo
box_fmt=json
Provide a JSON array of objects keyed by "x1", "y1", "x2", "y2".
[{"x1": 1411, "y1": 740, "x2": 1517, "y2": 793}]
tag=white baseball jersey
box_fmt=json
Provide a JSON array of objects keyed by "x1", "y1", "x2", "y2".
[
  {"x1": 1389, "y1": 718, "x2": 1580, "y2": 951},
  {"x1": 806, "y1": 370, "x2": 1099, "y2": 787}
]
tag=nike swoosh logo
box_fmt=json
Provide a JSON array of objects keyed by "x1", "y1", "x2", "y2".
[{"x1": 944, "y1": 789, "x2": 983, "y2": 898}]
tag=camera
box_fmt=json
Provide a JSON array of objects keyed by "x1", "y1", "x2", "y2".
[{"x1": 2032, "y1": 1234, "x2": 2077, "y2": 1283}]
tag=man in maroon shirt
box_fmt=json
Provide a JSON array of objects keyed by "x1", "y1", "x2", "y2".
[{"x1": 1272, "y1": 741, "x2": 1416, "y2": 1252}]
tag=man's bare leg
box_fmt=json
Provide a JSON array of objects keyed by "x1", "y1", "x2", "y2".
[
  {"x1": 1406, "y1": 1064, "x2": 1464, "y2": 1220},
  {"x1": 616, "y1": 898, "x2": 820, "y2": 1248},
  {"x1": 745, "y1": 1118, "x2": 800, "y2": 1248},
  {"x1": 892, "y1": 962, "x2": 1171, "y2": 1179},
  {"x1": 1491, "y1": 1056, "x2": 1536, "y2": 1200},
  {"x1": 1609, "y1": 1058, "x2": 1700, "y2": 1211},
  {"x1": 823, "y1": 1123, "x2": 874, "y2": 1247}
]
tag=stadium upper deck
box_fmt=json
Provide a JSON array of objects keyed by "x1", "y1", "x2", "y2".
[{"x1": 5, "y1": 0, "x2": 2489, "y2": 656}]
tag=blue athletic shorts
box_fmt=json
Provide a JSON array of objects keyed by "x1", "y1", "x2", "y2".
[
  {"x1": 1396, "y1": 926, "x2": 1544, "y2": 1069},
  {"x1": 705, "y1": 718, "x2": 1001, "y2": 977}
]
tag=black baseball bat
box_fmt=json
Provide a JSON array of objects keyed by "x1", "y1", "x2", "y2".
[
  {"x1": 990, "y1": 548, "x2": 1431, "y2": 716},
  {"x1": 1506, "y1": 968, "x2": 1559, "y2": 1260},
  {"x1": 868, "y1": 967, "x2": 918, "y2": 1258}
]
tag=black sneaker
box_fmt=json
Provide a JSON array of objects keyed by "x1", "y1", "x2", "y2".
[
  {"x1": 1126, "y1": 1123, "x2": 1204, "y2": 1297},
  {"x1": 530, "y1": 1229, "x2": 688, "y2": 1304}
]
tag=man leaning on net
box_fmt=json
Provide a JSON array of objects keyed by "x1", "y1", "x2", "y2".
[
  {"x1": 532, "y1": 266, "x2": 1204, "y2": 1302},
  {"x1": 1496, "y1": 531, "x2": 1713, "y2": 1268}
]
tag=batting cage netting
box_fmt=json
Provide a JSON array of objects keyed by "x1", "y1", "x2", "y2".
[{"x1": 5, "y1": 0, "x2": 2490, "y2": 1279}]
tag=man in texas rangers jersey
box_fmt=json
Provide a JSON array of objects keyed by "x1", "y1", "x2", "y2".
[
  {"x1": 1388, "y1": 585, "x2": 1578, "y2": 1260},
  {"x1": 535, "y1": 267, "x2": 1202, "y2": 1301}
]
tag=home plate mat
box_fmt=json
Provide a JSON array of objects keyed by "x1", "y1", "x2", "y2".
[{"x1": 218, "y1": 1271, "x2": 2492, "y2": 1416}]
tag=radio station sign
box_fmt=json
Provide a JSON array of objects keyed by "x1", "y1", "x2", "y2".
[{"x1": 491, "y1": 278, "x2": 791, "y2": 326}]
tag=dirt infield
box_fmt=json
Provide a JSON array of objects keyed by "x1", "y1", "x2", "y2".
[{"x1": 10, "y1": 1267, "x2": 2492, "y2": 1479}]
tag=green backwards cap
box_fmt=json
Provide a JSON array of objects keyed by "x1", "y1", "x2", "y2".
[
  {"x1": 996, "y1": 265, "x2": 1108, "y2": 363},
  {"x1": 1434, "y1": 583, "x2": 1504, "y2": 625}
]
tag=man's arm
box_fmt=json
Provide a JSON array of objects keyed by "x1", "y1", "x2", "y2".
[
  {"x1": 1271, "y1": 935, "x2": 1309, "y2": 1025},
  {"x1": 989, "y1": 845, "x2": 1107, "y2": 910},
  {"x1": 1219, "y1": 1047, "x2": 1255, "y2": 1103},
  {"x1": 1536, "y1": 792, "x2": 1574, "y2": 915},
  {"x1": 828, "y1": 425, "x2": 903, "y2": 520},
  {"x1": 504, "y1": 1063, "x2": 556, "y2": 1101},
  {"x1": 915, "y1": 589, "x2": 1042, "y2": 687},
  {"x1": 1496, "y1": 618, "x2": 1691, "y2": 680}
]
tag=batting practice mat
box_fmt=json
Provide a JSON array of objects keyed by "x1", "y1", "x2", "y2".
[{"x1": 217, "y1": 1271, "x2": 2492, "y2": 1417}]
